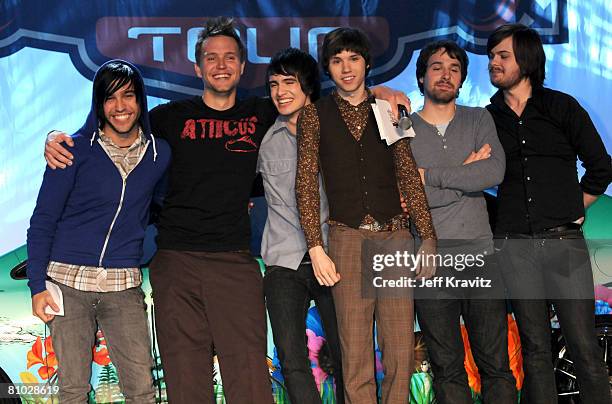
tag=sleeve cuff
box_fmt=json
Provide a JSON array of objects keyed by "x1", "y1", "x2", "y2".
[
  {"x1": 580, "y1": 181, "x2": 608, "y2": 197},
  {"x1": 28, "y1": 278, "x2": 47, "y2": 297},
  {"x1": 306, "y1": 237, "x2": 324, "y2": 251}
]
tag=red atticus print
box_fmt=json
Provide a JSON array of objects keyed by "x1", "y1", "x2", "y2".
[{"x1": 180, "y1": 116, "x2": 258, "y2": 152}]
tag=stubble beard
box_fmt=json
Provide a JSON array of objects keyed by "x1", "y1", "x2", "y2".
[
  {"x1": 426, "y1": 84, "x2": 457, "y2": 105},
  {"x1": 490, "y1": 68, "x2": 523, "y2": 91}
]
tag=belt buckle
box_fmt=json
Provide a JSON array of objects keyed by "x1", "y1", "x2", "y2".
[
  {"x1": 359, "y1": 221, "x2": 382, "y2": 232},
  {"x1": 358, "y1": 223, "x2": 373, "y2": 231}
]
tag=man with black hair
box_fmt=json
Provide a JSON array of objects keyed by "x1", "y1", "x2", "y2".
[
  {"x1": 27, "y1": 59, "x2": 170, "y2": 403},
  {"x1": 486, "y1": 23, "x2": 612, "y2": 403},
  {"x1": 409, "y1": 40, "x2": 516, "y2": 403},
  {"x1": 296, "y1": 27, "x2": 436, "y2": 403},
  {"x1": 259, "y1": 47, "x2": 344, "y2": 404}
]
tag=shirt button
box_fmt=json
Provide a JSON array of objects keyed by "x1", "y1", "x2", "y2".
[
  {"x1": 360, "y1": 144, "x2": 363, "y2": 148},
  {"x1": 443, "y1": 145, "x2": 448, "y2": 149},
  {"x1": 354, "y1": 107, "x2": 358, "y2": 111},
  {"x1": 362, "y1": 176, "x2": 366, "y2": 180},
  {"x1": 365, "y1": 191, "x2": 368, "y2": 195},
  {"x1": 442, "y1": 138, "x2": 446, "y2": 142},
  {"x1": 526, "y1": 176, "x2": 531, "y2": 181},
  {"x1": 357, "y1": 125, "x2": 361, "y2": 130},
  {"x1": 519, "y1": 120, "x2": 523, "y2": 125},
  {"x1": 521, "y1": 140, "x2": 526, "y2": 144},
  {"x1": 524, "y1": 157, "x2": 528, "y2": 162},
  {"x1": 528, "y1": 197, "x2": 532, "y2": 202}
]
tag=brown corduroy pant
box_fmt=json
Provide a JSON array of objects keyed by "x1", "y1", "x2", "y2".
[{"x1": 329, "y1": 225, "x2": 414, "y2": 404}]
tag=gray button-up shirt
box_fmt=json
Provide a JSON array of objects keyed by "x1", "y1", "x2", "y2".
[{"x1": 257, "y1": 116, "x2": 329, "y2": 270}]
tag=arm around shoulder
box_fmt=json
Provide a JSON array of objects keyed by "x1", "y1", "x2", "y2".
[{"x1": 45, "y1": 131, "x2": 75, "y2": 169}]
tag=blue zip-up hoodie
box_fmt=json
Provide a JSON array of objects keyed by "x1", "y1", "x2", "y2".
[{"x1": 26, "y1": 60, "x2": 171, "y2": 296}]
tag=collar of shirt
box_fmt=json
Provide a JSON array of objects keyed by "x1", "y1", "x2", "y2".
[
  {"x1": 332, "y1": 88, "x2": 374, "y2": 109},
  {"x1": 99, "y1": 128, "x2": 146, "y2": 151},
  {"x1": 258, "y1": 116, "x2": 297, "y2": 172},
  {"x1": 269, "y1": 115, "x2": 292, "y2": 136},
  {"x1": 331, "y1": 88, "x2": 374, "y2": 141},
  {"x1": 260, "y1": 117, "x2": 294, "y2": 149},
  {"x1": 490, "y1": 87, "x2": 547, "y2": 116}
]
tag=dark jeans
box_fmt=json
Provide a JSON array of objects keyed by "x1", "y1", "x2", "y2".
[
  {"x1": 498, "y1": 228, "x2": 610, "y2": 404},
  {"x1": 264, "y1": 263, "x2": 345, "y2": 404},
  {"x1": 415, "y1": 256, "x2": 516, "y2": 404}
]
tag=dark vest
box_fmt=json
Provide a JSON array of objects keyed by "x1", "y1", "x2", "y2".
[{"x1": 316, "y1": 95, "x2": 401, "y2": 228}]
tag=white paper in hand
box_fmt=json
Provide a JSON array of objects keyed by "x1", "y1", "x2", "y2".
[
  {"x1": 44, "y1": 281, "x2": 65, "y2": 316},
  {"x1": 371, "y1": 99, "x2": 417, "y2": 145}
]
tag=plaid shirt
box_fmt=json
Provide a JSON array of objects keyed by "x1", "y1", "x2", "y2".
[{"x1": 47, "y1": 129, "x2": 147, "y2": 292}]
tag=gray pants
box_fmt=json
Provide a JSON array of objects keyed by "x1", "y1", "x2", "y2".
[{"x1": 48, "y1": 282, "x2": 155, "y2": 403}]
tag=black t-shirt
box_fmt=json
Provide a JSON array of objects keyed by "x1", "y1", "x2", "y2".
[{"x1": 150, "y1": 96, "x2": 277, "y2": 251}]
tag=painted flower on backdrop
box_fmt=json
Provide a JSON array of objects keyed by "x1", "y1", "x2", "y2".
[
  {"x1": 92, "y1": 330, "x2": 111, "y2": 366},
  {"x1": 26, "y1": 336, "x2": 57, "y2": 380},
  {"x1": 271, "y1": 307, "x2": 334, "y2": 387},
  {"x1": 270, "y1": 348, "x2": 284, "y2": 382},
  {"x1": 462, "y1": 314, "x2": 524, "y2": 395},
  {"x1": 507, "y1": 315, "x2": 524, "y2": 390},
  {"x1": 305, "y1": 306, "x2": 333, "y2": 386},
  {"x1": 306, "y1": 329, "x2": 328, "y2": 386}
]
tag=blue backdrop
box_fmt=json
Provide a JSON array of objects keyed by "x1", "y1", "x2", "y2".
[{"x1": 1, "y1": 0, "x2": 611, "y2": 255}]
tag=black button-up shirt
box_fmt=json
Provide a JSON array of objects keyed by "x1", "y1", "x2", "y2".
[{"x1": 487, "y1": 87, "x2": 611, "y2": 234}]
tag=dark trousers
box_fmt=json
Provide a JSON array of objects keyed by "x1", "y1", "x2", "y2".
[
  {"x1": 264, "y1": 263, "x2": 345, "y2": 404},
  {"x1": 416, "y1": 298, "x2": 516, "y2": 404},
  {"x1": 498, "y1": 228, "x2": 610, "y2": 404},
  {"x1": 149, "y1": 249, "x2": 273, "y2": 404},
  {"x1": 415, "y1": 256, "x2": 517, "y2": 404}
]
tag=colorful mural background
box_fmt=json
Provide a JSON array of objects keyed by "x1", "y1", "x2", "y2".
[{"x1": 1, "y1": 0, "x2": 611, "y2": 402}]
